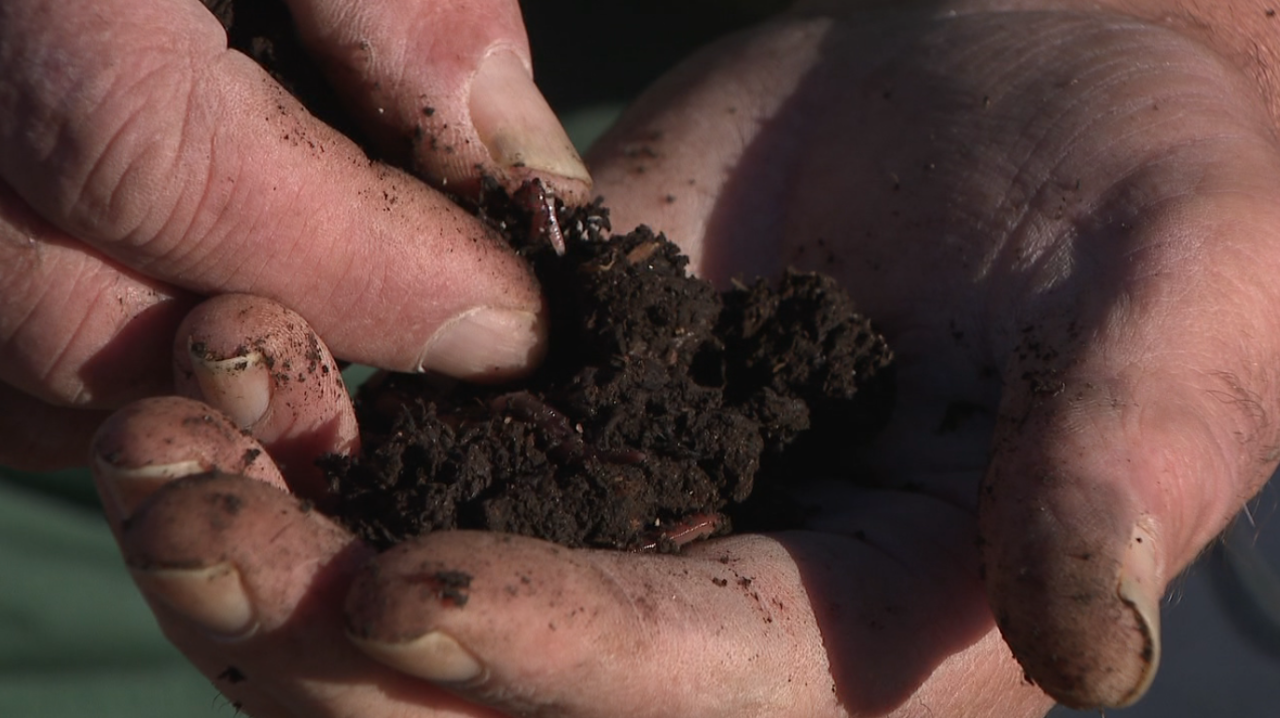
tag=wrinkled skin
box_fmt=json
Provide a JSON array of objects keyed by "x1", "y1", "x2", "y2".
[
  {"x1": 0, "y1": 0, "x2": 589, "y2": 469},
  {"x1": 81, "y1": 0, "x2": 1280, "y2": 717}
]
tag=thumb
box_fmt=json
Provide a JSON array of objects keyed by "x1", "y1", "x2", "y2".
[
  {"x1": 979, "y1": 198, "x2": 1280, "y2": 708},
  {"x1": 284, "y1": 0, "x2": 591, "y2": 201},
  {"x1": 343, "y1": 524, "x2": 1052, "y2": 718},
  {"x1": 344, "y1": 532, "x2": 844, "y2": 718}
]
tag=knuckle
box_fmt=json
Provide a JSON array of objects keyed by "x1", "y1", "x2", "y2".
[{"x1": 3, "y1": 17, "x2": 220, "y2": 261}]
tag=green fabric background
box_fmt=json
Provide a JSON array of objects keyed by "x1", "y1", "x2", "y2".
[{"x1": 0, "y1": 474, "x2": 226, "y2": 717}]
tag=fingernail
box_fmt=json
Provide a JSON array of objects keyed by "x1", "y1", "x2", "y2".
[
  {"x1": 1114, "y1": 520, "x2": 1162, "y2": 707},
  {"x1": 189, "y1": 344, "x2": 271, "y2": 429},
  {"x1": 130, "y1": 562, "x2": 259, "y2": 641},
  {"x1": 470, "y1": 50, "x2": 590, "y2": 183},
  {"x1": 417, "y1": 307, "x2": 545, "y2": 379},
  {"x1": 95, "y1": 454, "x2": 207, "y2": 519},
  {"x1": 350, "y1": 630, "x2": 485, "y2": 685}
]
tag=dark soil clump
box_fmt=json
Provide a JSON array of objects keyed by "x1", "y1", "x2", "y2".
[
  {"x1": 323, "y1": 188, "x2": 895, "y2": 551},
  {"x1": 207, "y1": 0, "x2": 897, "y2": 552}
]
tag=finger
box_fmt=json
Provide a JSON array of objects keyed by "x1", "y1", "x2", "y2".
[
  {"x1": 0, "y1": 0, "x2": 545, "y2": 380},
  {"x1": 283, "y1": 0, "x2": 590, "y2": 201},
  {"x1": 120, "y1": 472, "x2": 505, "y2": 718},
  {"x1": 346, "y1": 498, "x2": 1053, "y2": 718},
  {"x1": 584, "y1": 15, "x2": 832, "y2": 282},
  {"x1": 173, "y1": 294, "x2": 358, "y2": 500},
  {"x1": 980, "y1": 195, "x2": 1280, "y2": 707},
  {"x1": 90, "y1": 395, "x2": 286, "y2": 521},
  {"x1": 0, "y1": 182, "x2": 196, "y2": 409},
  {"x1": 0, "y1": 382, "x2": 109, "y2": 470}
]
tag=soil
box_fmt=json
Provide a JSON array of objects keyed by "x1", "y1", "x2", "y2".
[
  {"x1": 322, "y1": 188, "x2": 895, "y2": 551},
  {"x1": 210, "y1": 0, "x2": 897, "y2": 552}
]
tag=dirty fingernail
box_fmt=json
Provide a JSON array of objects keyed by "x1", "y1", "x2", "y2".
[
  {"x1": 94, "y1": 454, "x2": 207, "y2": 519},
  {"x1": 470, "y1": 50, "x2": 590, "y2": 183},
  {"x1": 1113, "y1": 520, "x2": 1162, "y2": 706},
  {"x1": 417, "y1": 307, "x2": 545, "y2": 380},
  {"x1": 130, "y1": 562, "x2": 259, "y2": 641},
  {"x1": 188, "y1": 344, "x2": 271, "y2": 429},
  {"x1": 350, "y1": 629, "x2": 485, "y2": 684}
]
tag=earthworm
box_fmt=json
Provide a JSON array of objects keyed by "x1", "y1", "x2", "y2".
[
  {"x1": 640, "y1": 513, "x2": 726, "y2": 551},
  {"x1": 514, "y1": 178, "x2": 566, "y2": 255},
  {"x1": 490, "y1": 391, "x2": 646, "y2": 465}
]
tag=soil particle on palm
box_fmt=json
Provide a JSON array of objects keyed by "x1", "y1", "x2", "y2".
[{"x1": 323, "y1": 188, "x2": 896, "y2": 551}]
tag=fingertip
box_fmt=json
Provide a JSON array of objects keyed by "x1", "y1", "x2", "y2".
[
  {"x1": 91, "y1": 396, "x2": 285, "y2": 520},
  {"x1": 120, "y1": 472, "x2": 363, "y2": 619},
  {"x1": 467, "y1": 49, "x2": 592, "y2": 200},
  {"x1": 979, "y1": 397, "x2": 1167, "y2": 708},
  {"x1": 130, "y1": 561, "x2": 260, "y2": 642},
  {"x1": 116, "y1": 470, "x2": 436, "y2": 718},
  {"x1": 174, "y1": 294, "x2": 358, "y2": 496},
  {"x1": 342, "y1": 532, "x2": 841, "y2": 718},
  {"x1": 348, "y1": 629, "x2": 487, "y2": 686},
  {"x1": 342, "y1": 532, "x2": 592, "y2": 706},
  {"x1": 94, "y1": 451, "x2": 208, "y2": 522},
  {"x1": 283, "y1": 0, "x2": 590, "y2": 201},
  {"x1": 415, "y1": 305, "x2": 547, "y2": 380},
  {"x1": 343, "y1": 533, "x2": 498, "y2": 648},
  {"x1": 184, "y1": 343, "x2": 272, "y2": 430},
  {"x1": 1113, "y1": 521, "x2": 1162, "y2": 706},
  {"x1": 983, "y1": 511, "x2": 1164, "y2": 708}
]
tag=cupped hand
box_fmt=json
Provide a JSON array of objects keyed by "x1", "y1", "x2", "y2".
[
  {"x1": 0, "y1": 0, "x2": 588, "y2": 469},
  {"x1": 91, "y1": 1, "x2": 1280, "y2": 716},
  {"x1": 591, "y1": 0, "x2": 1280, "y2": 708},
  {"x1": 94, "y1": 294, "x2": 1034, "y2": 718}
]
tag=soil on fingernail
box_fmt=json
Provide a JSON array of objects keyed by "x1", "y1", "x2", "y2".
[{"x1": 215, "y1": 0, "x2": 898, "y2": 553}]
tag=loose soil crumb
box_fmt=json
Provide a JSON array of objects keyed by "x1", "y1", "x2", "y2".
[{"x1": 323, "y1": 187, "x2": 895, "y2": 551}]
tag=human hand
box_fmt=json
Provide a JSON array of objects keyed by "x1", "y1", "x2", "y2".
[
  {"x1": 589, "y1": 0, "x2": 1280, "y2": 709},
  {"x1": 90, "y1": 0, "x2": 1280, "y2": 716},
  {"x1": 0, "y1": 0, "x2": 588, "y2": 470},
  {"x1": 99, "y1": 294, "x2": 1030, "y2": 718}
]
